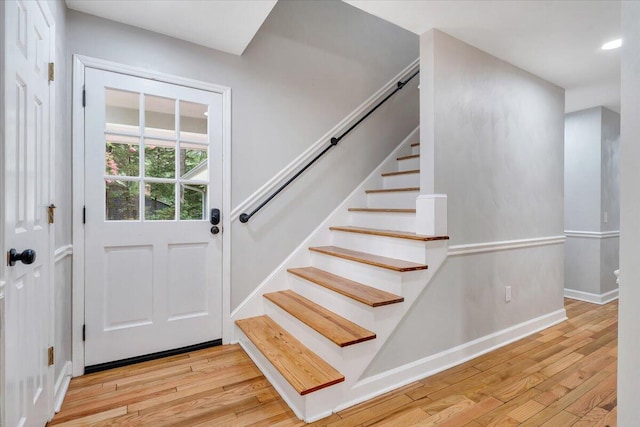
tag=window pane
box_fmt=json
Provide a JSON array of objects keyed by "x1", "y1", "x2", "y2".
[
  {"x1": 180, "y1": 184, "x2": 207, "y2": 220},
  {"x1": 180, "y1": 100, "x2": 208, "y2": 143},
  {"x1": 180, "y1": 144, "x2": 208, "y2": 180},
  {"x1": 106, "y1": 180, "x2": 139, "y2": 221},
  {"x1": 105, "y1": 141, "x2": 139, "y2": 177},
  {"x1": 145, "y1": 139, "x2": 175, "y2": 178},
  {"x1": 145, "y1": 95, "x2": 176, "y2": 139},
  {"x1": 105, "y1": 88, "x2": 139, "y2": 132},
  {"x1": 145, "y1": 182, "x2": 175, "y2": 220}
]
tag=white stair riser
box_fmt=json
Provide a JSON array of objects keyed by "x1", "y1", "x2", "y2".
[
  {"x1": 367, "y1": 191, "x2": 419, "y2": 208},
  {"x1": 348, "y1": 211, "x2": 416, "y2": 232},
  {"x1": 382, "y1": 172, "x2": 420, "y2": 189},
  {"x1": 310, "y1": 252, "x2": 404, "y2": 294},
  {"x1": 288, "y1": 274, "x2": 377, "y2": 329},
  {"x1": 382, "y1": 173, "x2": 420, "y2": 189},
  {"x1": 411, "y1": 145, "x2": 420, "y2": 155},
  {"x1": 331, "y1": 232, "x2": 428, "y2": 264},
  {"x1": 264, "y1": 299, "x2": 374, "y2": 373},
  {"x1": 397, "y1": 156, "x2": 420, "y2": 171},
  {"x1": 236, "y1": 333, "x2": 306, "y2": 419},
  {"x1": 289, "y1": 274, "x2": 413, "y2": 349},
  {"x1": 237, "y1": 332, "x2": 341, "y2": 422}
]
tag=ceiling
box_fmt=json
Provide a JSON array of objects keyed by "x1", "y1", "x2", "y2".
[
  {"x1": 66, "y1": 0, "x2": 621, "y2": 113},
  {"x1": 345, "y1": 0, "x2": 621, "y2": 113},
  {"x1": 65, "y1": 0, "x2": 277, "y2": 56}
]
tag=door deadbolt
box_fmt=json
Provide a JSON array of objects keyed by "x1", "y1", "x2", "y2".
[{"x1": 210, "y1": 208, "x2": 220, "y2": 225}]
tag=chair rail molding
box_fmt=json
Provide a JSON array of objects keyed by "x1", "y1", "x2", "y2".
[
  {"x1": 564, "y1": 230, "x2": 620, "y2": 239},
  {"x1": 447, "y1": 235, "x2": 566, "y2": 257},
  {"x1": 54, "y1": 245, "x2": 73, "y2": 263}
]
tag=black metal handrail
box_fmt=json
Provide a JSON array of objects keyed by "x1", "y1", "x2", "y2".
[{"x1": 239, "y1": 69, "x2": 420, "y2": 223}]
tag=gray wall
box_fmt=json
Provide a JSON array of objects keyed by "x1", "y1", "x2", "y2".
[
  {"x1": 565, "y1": 108, "x2": 602, "y2": 232},
  {"x1": 564, "y1": 107, "x2": 620, "y2": 296},
  {"x1": 66, "y1": 0, "x2": 419, "y2": 309},
  {"x1": 601, "y1": 107, "x2": 621, "y2": 232},
  {"x1": 368, "y1": 30, "x2": 565, "y2": 375},
  {"x1": 618, "y1": 2, "x2": 640, "y2": 423},
  {"x1": 432, "y1": 31, "x2": 564, "y2": 245}
]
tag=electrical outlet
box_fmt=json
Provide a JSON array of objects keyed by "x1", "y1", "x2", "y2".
[{"x1": 505, "y1": 286, "x2": 512, "y2": 302}]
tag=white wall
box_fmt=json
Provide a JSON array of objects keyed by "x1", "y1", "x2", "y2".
[
  {"x1": 66, "y1": 0, "x2": 420, "y2": 309},
  {"x1": 367, "y1": 30, "x2": 565, "y2": 375},
  {"x1": 564, "y1": 107, "x2": 620, "y2": 299},
  {"x1": 617, "y1": 1, "x2": 640, "y2": 424}
]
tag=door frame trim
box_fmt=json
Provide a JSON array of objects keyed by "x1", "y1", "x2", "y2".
[{"x1": 71, "y1": 55, "x2": 232, "y2": 377}]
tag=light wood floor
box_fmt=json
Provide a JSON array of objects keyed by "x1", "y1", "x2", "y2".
[{"x1": 49, "y1": 299, "x2": 618, "y2": 426}]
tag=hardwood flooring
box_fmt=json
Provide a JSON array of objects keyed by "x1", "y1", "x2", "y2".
[{"x1": 49, "y1": 298, "x2": 618, "y2": 426}]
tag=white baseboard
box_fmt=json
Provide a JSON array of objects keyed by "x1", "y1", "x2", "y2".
[
  {"x1": 53, "y1": 361, "x2": 72, "y2": 413},
  {"x1": 338, "y1": 308, "x2": 567, "y2": 412},
  {"x1": 564, "y1": 288, "x2": 619, "y2": 305}
]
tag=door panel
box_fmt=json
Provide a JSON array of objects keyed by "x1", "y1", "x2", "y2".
[
  {"x1": 84, "y1": 69, "x2": 223, "y2": 367},
  {"x1": 3, "y1": 0, "x2": 54, "y2": 425}
]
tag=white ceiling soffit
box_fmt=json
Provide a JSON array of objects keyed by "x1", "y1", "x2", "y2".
[
  {"x1": 65, "y1": 0, "x2": 278, "y2": 56},
  {"x1": 345, "y1": 0, "x2": 621, "y2": 113}
]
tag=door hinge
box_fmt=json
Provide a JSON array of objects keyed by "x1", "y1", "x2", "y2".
[
  {"x1": 82, "y1": 87, "x2": 86, "y2": 107},
  {"x1": 83, "y1": 206, "x2": 86, "y2": 224},
  {"x1": 48, "y1": 63, "x2": 54, "y2": 82},
  {"x1": 82, "y1": 324, "x2": 86, "y2": 341},
  {"x1": 48, "y1": 346, "x2": 54, "y2": 366},
  {"x1": 48, "y1": 204, "x2": 56, "y2": 224}
]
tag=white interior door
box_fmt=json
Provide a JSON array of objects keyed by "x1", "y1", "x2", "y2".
[
  {"x1": 83, "y1": 68, "x2": 223, "y2": 367},
  {"x1": 3, "y1": 0, "x2": 54, "y2": 425}
]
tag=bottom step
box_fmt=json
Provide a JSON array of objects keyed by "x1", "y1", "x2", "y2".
[{"x1": 235, "y1": 315, "x2": 344, "y2": 395}]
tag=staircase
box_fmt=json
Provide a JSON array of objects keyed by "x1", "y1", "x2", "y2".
[{"x1": 233, "y1": 135, "x2": 449, "y2": 422}]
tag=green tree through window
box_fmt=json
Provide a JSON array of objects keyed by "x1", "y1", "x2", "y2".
[{"x1": 106, "y1": 141, "x2": 207, "y2": 220}]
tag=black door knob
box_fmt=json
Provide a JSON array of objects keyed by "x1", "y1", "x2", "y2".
[
  {"x1": 210, "y1": 226, "x2": 220, "y2": 235},
  {"x1": 8, "y1": 249, "x2": 36, "y2": 266}
]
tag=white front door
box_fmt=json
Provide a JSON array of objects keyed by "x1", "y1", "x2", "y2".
[
  {"x1": 83, "y1": 68, "x2": 223, "y2": 367},
  {"x1": 3, "y1": 0, "x2": 54, "y2": 425}
]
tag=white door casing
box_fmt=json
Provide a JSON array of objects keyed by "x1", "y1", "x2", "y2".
[
  {"x1": 3, "y1": 0, "x2": 55, "y2": 425},
  {"x1": 83, "y1": 68, "x2": 225, "y2": 367}
]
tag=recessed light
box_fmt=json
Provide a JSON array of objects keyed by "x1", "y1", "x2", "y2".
[{"x1": 601, "y1": 39, "x2": 622, "y2": 50}]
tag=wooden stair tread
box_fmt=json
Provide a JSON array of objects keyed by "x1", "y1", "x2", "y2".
[
  {"x1": 309, "y1": 246, "x2": 428, "y2": 272},
  {"x1": 235, "y1": 315, "x2": 344, "y2": 395},
  {"x1": 411, "y1": 142, "x2": 420, "y2": 147},
  {"x1": 397, "y1": 154, "x2": 419, "y2": 161},
  {"x1": 348, "y1": 208, "x2": 416, "y2": 213},
  {"x1": 329, "y1": 226, "x2": 450, "y2": 242},
  {"x1": 288, "y1": 267, "x2": 404, "y2": 307},
  {"x1": 381, "y1": 169, "x2": 419, "y2": 177},
  {"x1": 264, "y1": 290, "x2": 376, "y2": 347},
  {"x1": 365, "y1": 187, "x2": 419, "y2": 194}
]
